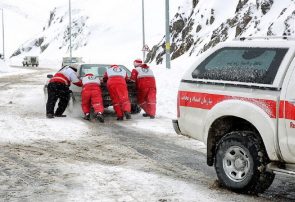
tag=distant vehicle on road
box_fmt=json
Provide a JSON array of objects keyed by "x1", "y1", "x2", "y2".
[
  {"x1": 22, "y1": 56, "x2": 39, "y2": 67},
  {"x1": 62, "y1": 57, "x2": 84, "y2": 67}
]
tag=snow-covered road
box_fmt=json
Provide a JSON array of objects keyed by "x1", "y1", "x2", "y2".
[{"x1": 0, "y1": 67, "x2": 294, "y2": 201}]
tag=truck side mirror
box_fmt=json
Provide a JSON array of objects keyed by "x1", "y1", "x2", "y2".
[{"x1": 47, "y1": 74, "x2": 53, "y2": 78}]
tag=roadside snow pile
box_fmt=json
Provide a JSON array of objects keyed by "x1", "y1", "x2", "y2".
[
  {"x1": 0, "y1": 61, "x2": 34, "y2": 77},
  {"x1": 0, "y1": 60, "x2": 11, "y2": 73},
  {"x1": 153, "y1": 53, "x2": 196, "y2": 119}
]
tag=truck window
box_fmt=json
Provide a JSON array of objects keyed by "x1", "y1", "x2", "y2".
[{"x1": 192, "y1": 47, "x2": 288, "y2": 84}]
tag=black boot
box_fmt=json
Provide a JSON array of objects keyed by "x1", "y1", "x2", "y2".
[
  {"x1": 142, "y1": 113, "x2": 150, "y2": 117},
  {"x1": 46, "y1": 114, "x2": 54, "y2": 119},
  {"x1": 83, "y1": 113, "x2": 90, "y2": 120},
  {"x1": 95, "y1": 113, "x2": 104, "y2": 123},
  {"x1": 55, "y1": 114, "x2": 67, "y2": 117},
  {"x1": 124, "y1": 112, "x2": 131, "y2": 119},
  {"x1": 117, "y1": 117, "x2": 123, "y2": 121}
]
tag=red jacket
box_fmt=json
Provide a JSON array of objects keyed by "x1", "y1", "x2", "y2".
[
  {"x1": 50, "y1": 66, "x2": 82, "y2": 87},
  {"x1": 130, "y1": 64, "x2": 156, "y2": 90},
  {"x1": 103, "y1": 65, "x2": 128, "y2": 86}
]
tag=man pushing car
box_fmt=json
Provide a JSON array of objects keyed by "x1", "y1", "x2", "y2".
[
  {"x1": 46, "y1": 65, "x2": 82, "y2": 118},
  {"x1": 103, "y1": 64, "x2": 131, "y2": 121},
  {"x1": 130, "y1": 63, "x2": 156, "y2": 119},
  {"x1": 81, "y1": 73, "x2": 104, "y2": 122}
]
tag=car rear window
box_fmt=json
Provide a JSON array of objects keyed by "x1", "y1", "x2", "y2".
[
  {"x1": 80, "y1": 64, "x2": 131, "y2": 77},
  {"x1": 192, "y1": 47, "x2": 288, "y2": 84}
]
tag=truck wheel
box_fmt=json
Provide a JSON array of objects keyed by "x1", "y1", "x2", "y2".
[
  {"x1": 214, "y1": 131, "x2": 275, "y2": 194},
  {"x1": 131, "y1": 104, "x2": 141, "y2": 114}
]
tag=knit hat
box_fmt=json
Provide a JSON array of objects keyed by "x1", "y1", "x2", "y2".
[
  {"x1": 140, "y1": 63, "x2": 149, "y2": 68},
  {"x1": 111, "y1": 64, "x2": 119, "y2": 68},
  {"x1": 133, "y1": 59, "x2": 143, "y2": 67},
  {"x1": 85, "y1": 73, "x2": 94, "y2": 77}
]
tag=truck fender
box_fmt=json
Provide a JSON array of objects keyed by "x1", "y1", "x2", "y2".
[{"x1": 203, "y1": 99, "x2": 278, "y2": 162}]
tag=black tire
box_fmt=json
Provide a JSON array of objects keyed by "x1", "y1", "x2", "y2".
[
  {"x1": 67, "y1": 93, "x2": 78, "y2": 113},
  {"x1": 214, "y1": 131, "x2": 275, "y2": 194},
  {"x1": 131, "y1": 104, "x2": 141, "y2": 114}
]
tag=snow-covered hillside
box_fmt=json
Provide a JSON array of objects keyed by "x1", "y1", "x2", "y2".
[
  {"x1": 0, "y1": 0, "x2": 61, "y2": 58},
  {"x1": 7, "y1": 0, "x2": 179, "y2": 67},
  {"x1": 146, "y1": 0, "x2": 295, "y2": 64}
]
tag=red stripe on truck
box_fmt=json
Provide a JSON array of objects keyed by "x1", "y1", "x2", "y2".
[
  {"x1": 178, "y1": 91, "x2": 277, "y2": 118},
  {"x1": 284, "y1": 101, "x2": 295, "y2": 120}
]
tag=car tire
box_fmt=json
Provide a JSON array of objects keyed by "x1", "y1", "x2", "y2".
[
  {"x1": 131, "y1": 104, "x2": 141, "y2": 114},
  {"x1": 43, "y1": 85, "x2": 48, "y2": 102},
  {"x1": 214, "y1": 131, "x2": 275, "y2": 194},
  {"x1": 67, "y1": 93, "x2": 78, "y2": 113}
]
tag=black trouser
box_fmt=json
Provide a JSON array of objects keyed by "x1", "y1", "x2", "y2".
[{"x1": 46, "y1": 82, "x2": 70, "y2": 116}]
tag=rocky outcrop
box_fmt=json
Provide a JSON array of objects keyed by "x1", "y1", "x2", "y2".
[{"x1": 146, "y1": 0, "x2": 295, "y2": 64}]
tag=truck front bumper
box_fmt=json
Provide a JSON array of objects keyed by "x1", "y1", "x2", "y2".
[{"x1": 172, "y1": 119, "x2": 182, "y2": 135}]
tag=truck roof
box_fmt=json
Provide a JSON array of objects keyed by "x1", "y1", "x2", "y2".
[{"x1": 221, "y1": 37, "x2": 295, "y2": 48}]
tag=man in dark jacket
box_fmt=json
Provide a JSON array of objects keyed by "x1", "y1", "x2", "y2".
[{"x1": 46, "y1": 65, "x2": 82, "y2": 118}]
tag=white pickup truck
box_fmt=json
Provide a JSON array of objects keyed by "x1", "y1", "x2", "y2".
[{"x1": 173, "y1": 37, "x2": 295, "y2": 193}]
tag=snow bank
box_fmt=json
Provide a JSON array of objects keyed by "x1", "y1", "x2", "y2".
[
  {"x1": 0, "y1": 60, "x2": 34, "y2": 77},
  {"x1": 0, "y1": 59, "x2": 11, "y2": 73},
  {"x1": 152, "y1": 53, "x2": 196, "y2": 119}
]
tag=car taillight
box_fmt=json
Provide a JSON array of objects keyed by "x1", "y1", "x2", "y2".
[{"x1": 177, "y1": 91, "x2": 180, "y2": 118}]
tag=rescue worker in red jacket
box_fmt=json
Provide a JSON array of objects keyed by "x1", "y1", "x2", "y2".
[
  {"x1": 130, "y1": 63, "x2": 156, "y2": 119},
  {"x1": 103, "y1": 65, "x2": 131, "y2": 120},
  {"x1": 46, "y1": 65, "x2": 82, "y2": 118},
  {"x1": 81, "y1": 73, "x2": 104, "y2": 122}
]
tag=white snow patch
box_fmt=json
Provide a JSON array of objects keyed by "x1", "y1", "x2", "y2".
[{"x1": 60, "y1": 162, "x2": 216, "y2": 202}]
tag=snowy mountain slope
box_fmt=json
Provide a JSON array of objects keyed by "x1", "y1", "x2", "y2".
[
  {"x1": 146, "y1": 0, "x2": 295, "y2": 64},
  {"x1": 8, "y1": 0, "x2": 179, "y2": 67},
  {"x1": 0, "y1": 0, "x2": 61, "y2": 58}
]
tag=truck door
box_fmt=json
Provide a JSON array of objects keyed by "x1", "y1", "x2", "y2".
[{"x1": 280, "y1": 58, "x2": 295, "y2": 163}]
